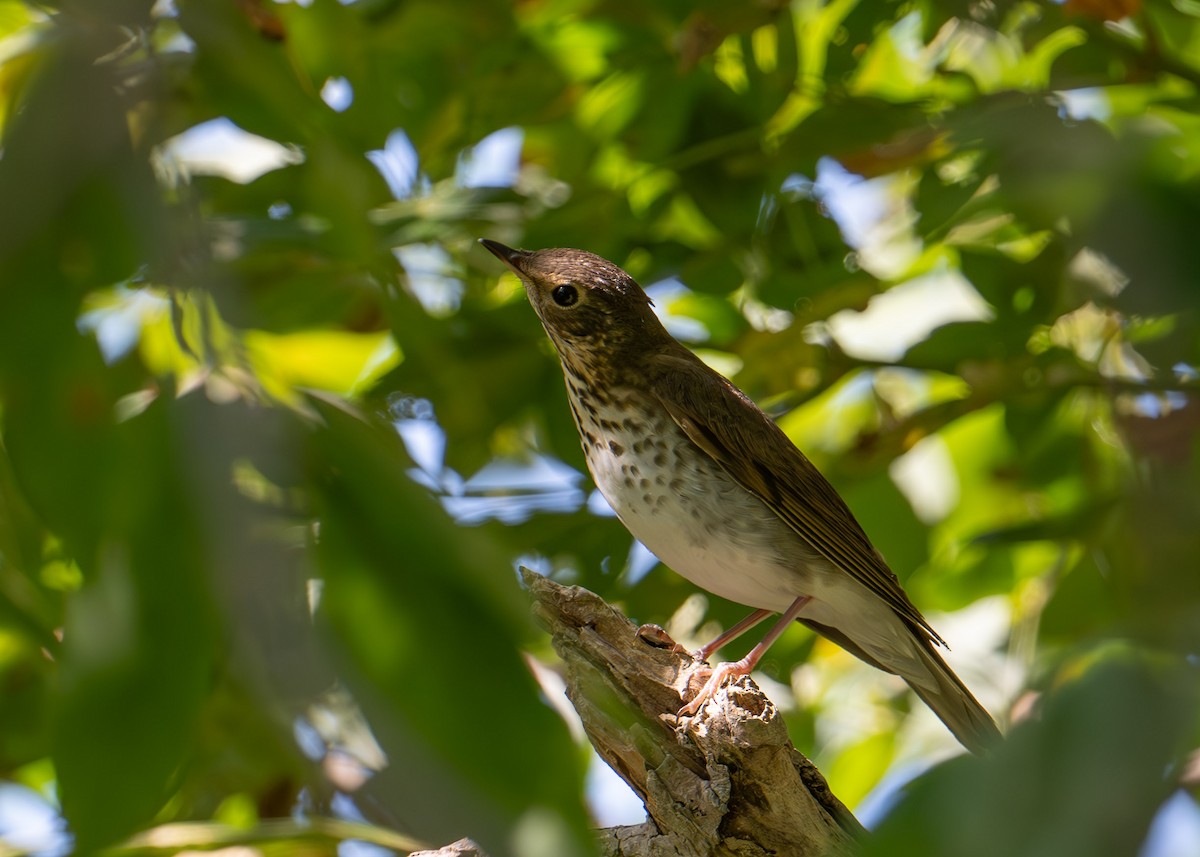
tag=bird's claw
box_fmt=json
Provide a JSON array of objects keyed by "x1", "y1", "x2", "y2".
[{"x1": 677, "y1": 660, "x2": 753, "y2": 717}]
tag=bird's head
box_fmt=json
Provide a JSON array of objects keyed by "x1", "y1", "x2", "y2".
[{"x1": 479, "y1": 240, "x2": 668, "y2": 372}]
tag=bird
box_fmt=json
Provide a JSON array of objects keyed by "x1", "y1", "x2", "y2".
[{"x1": 480, "y1": 239, "x2": 1002, "y2": 754}]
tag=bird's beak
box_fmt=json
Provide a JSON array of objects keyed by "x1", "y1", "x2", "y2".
[{"x1": 479, "y1": 239, "x2": 531, "y2": 276}]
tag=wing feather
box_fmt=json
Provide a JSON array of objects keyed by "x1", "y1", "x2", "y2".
[{"x1": 649, "y1": 352, "x2": 945, "y2": 647}]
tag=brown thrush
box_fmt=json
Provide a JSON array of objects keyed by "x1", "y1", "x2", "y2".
[{"x1": 480, "y1": 239, "x2": 1001, "y2": 754}]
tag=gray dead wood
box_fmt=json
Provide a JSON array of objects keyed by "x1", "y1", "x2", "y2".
[
  {"x1": 410, "y1": 838, "x2": 488, "y2": 857},
  {"x1": 523, "y1": 569, "x2": 864, "y2": 857}
]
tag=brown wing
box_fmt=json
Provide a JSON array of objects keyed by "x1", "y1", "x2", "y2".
[{"x1": 648, "y1": 351, "x2": 946, "y2": 647}]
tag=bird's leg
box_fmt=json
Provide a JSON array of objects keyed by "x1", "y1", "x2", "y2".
[
  {"x1": 692, "y1": 608, "x2": 773, "y2": 663},
  {"x1": 638, "y1": 608, "x2": 773, "y2": 659},
  {"x1": 679, "y1": 595, "x2": 812, "y2": 717}
]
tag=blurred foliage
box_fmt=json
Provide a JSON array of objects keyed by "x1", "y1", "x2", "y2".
[{"x1": 0, "y1": 0, "x2": 1198, "y2": 855}]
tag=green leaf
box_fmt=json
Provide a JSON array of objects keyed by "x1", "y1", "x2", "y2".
[
  {"x1": 54, "y1": 399, "x2": 219, "y2": 851},
  {"x1": 306, "y1": 398, "x2": 591, "y2": 857},
  {"x1": 865, "y1": 651, "x2": 1198, "y2": 857}
]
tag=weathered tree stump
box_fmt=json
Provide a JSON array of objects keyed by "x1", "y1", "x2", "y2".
[{"x1": 524, "y1": 570, "x2": 863, "y2": 857}]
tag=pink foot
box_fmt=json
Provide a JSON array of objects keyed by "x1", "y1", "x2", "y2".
[
  {"x1": 676, "y1": 596, "x2": 812, "y2": 718},
  {"x1": 678, "y1": 658, "x2": 755, "y2": 717}
]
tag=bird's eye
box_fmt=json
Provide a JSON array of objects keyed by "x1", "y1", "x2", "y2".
[{"x1": 551, "y1": 284, "x2": 578, "y2": 307}]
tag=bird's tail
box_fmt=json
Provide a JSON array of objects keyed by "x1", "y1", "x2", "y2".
[
  {"x1": 905, "y1": 635, "x2": 1001, "y2": 755},
  {"x1": 800, "y1": 616, "x2": 1001, "y2": 754}
]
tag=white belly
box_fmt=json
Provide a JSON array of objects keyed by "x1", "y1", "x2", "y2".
[
  {"x1": 564, "y1": 386, "x2": 944, "y2": 692},
  {"x1": 581, "y1": 407, "x2": 814, "y2": 614},
  {"x1": 565, "y1": 386, "x2": 943, "y2": 693}
]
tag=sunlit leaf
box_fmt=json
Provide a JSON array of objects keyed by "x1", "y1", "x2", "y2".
[{"x1": 246, "y1": 329, "x2": 401, "y2": 400}]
